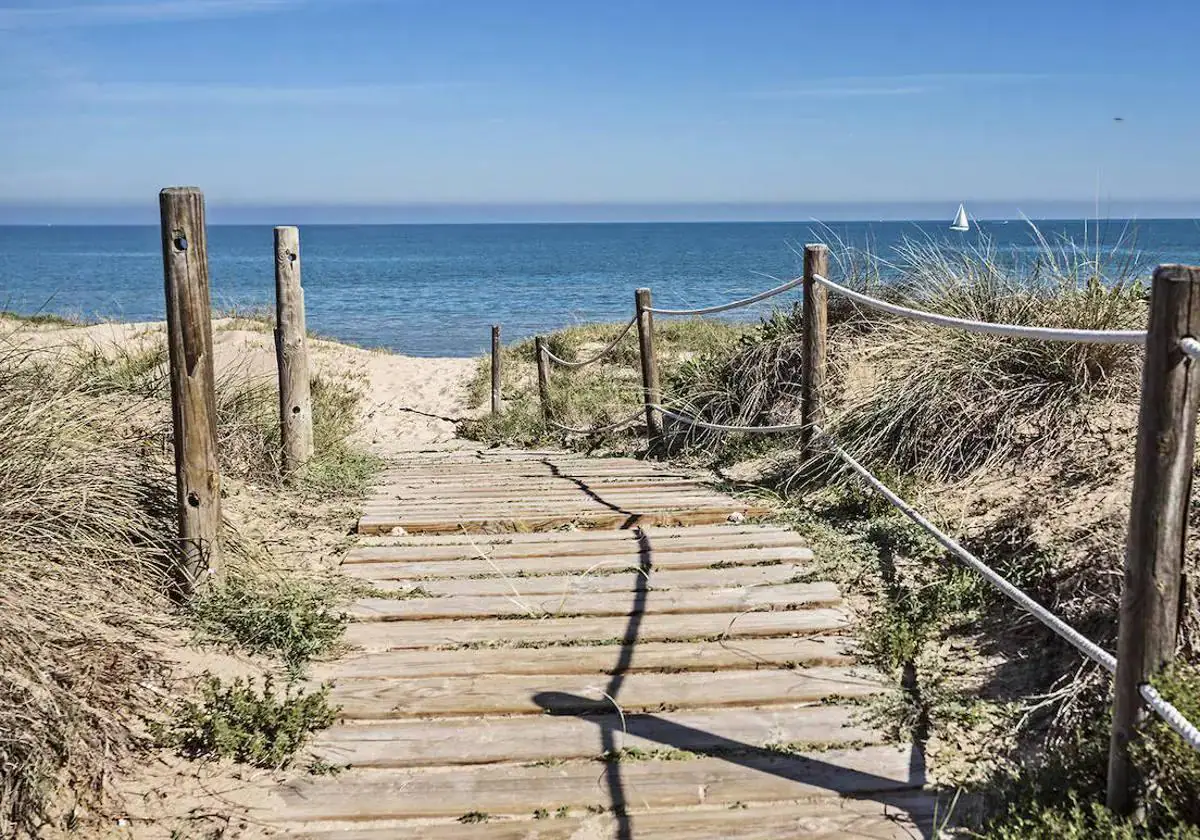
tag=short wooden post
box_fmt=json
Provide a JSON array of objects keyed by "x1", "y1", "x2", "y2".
[
  {"x1": 159, "y1": 187, "x2": 223, "y2": 595},
  {"x1": 534, "y1": 336, "x2": 550, "y2": 422},
  {"x1": 274, "y1": 226, "x2": 313, "y2": 479},
  {"x1": 491, "y1": 324, "x2": 503, "y2": 416},
  {"x1": 1107, "y1": 264, "x2": 1200, "y2": 815},
  {"x1": 800, "y1": 244, "x2": 829, "y2": 459},
  {"x1": 635, "y1": 288, "x2": 663, "y2": 453}
]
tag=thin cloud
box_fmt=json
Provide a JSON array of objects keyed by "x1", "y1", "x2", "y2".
[
  {"x1": 0, "y1": 0, "x2": 297, "y2": 28},
  {"x1": 747, "y1": 72, "x2": 1049, "y2": 100}
]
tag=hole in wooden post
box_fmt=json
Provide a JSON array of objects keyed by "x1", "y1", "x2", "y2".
[
  {"x1": 187, "y1": 491, "x2": 201, "y2": 508},
  {"x1": 288, "y1": 251, "x2": 297, "y2": 263},
  {"x1": 173, "y1": 235, "x2": 189, "y2": 252},
  {"x1": 291, "y1": 405, "x2": 301, "y2": 415}
]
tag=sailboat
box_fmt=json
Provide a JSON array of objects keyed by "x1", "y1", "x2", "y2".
[{"x1": 950, "y1": 203, "x2": 970, "y2": 232}]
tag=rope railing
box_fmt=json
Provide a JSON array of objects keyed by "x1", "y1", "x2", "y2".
[
  {"x1": 652, "y1": 405, "x2": 806, "y2": 435},
  {"x1": 546, "y1": 409, "x2": 645, "y2": 437},
  {"x1": 812, "y1": 274, "x2": 1148, "y2": 345},
  {"x1": 645, "y1": 275, "x2": 803, "y2": 317},
  {"x1": 543, "y1": 316, "x2": 638, "y2": 369}
]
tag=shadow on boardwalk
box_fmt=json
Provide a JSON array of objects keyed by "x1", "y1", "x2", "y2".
[{"x1": 534, "y1": 463, "x2": 938, "y2": 840}]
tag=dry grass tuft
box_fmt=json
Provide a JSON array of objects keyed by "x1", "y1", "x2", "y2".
[{"x1": 0, "y1": 342, "x2": 176, "y2": 837}]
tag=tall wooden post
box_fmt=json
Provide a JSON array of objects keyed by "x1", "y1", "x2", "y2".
[
  {"x1": 274, "y1": 226, "x2": 313, "y2": 479},
  {"x1": 1107, "y1": 264, "x2": 1200, "y2": 814},
  {"x1": 159, "y1": 187, "x2": 223, "y2": 595},
  {"x1": 800, "y1": 244, "x2": 829, "y2": 459},
  {"x1": 534, "y1": 336, "x2": 550, "y2": 422},
  {"x1": 635, "y1": 288, "x2": 663, "y2": 453},
  {"x1": 491, "y1": 324, "x2": 503, "y2": 416}
]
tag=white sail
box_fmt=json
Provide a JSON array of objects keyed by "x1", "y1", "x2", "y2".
[{"x1": 950, "y1": 203, "x2": 969, "y2": 231}]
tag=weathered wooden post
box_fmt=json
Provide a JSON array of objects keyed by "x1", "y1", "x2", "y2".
[
  {"x1": 1107, "y1": 264, "x2": 1200, "y2": 814},
  {"x1": 534, "y1": 336, "x2": 550, "y2": 422},
  {"x1": 800, "y1": 244, "x2": 829, "y2": 460},
  {"x1": 159, "y1": 187, "x2": 223, "y2": 595},
  {"x1": 274, "y1": 225, "x2": 313, "y2": 479},
  {"x1": 635, "y1": 288, "x2": 663, "y2": 453},
  {"x1": 491, "y1": 324, "x2": 502, "y2": 416}
]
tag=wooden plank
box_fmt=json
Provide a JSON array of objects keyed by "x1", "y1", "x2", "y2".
[
  {"x1": 343, "y1": 608, "x2": 848, "y2": 652},
  {"x1": 362, "y1": 564, "x2": 806, "y2": 596},
  {"x1": 350, "y1": 528, "x2": 806, "y2": 560},
  {"x1": 373, "y1": 478, "x2": 703, "y2": 494},
  {"x1": 349, "y1": 582, "x2": 839, "y2": 622},
  {"x1": 314, "y1": 636, "x2": 854, "y2": 681},
  {"x1": 329, "y1": 665, "x2": 878, "y2": 719},
  {"x1": 259, "y1": 745, "x2": 923, "y2": 821},
  {"x1": 341, "y1": 546, "x2": 813, "y2": 582},
  {"x1": 358, "y1": 506, "x2": 767, "y2": 536},
  {"x1": 312, "y1": 704, "x2": 875, "y2": 767},
  {"x1": 287, "y1": 794, "x2": 938, "y2": 840},
  {"x1": 361, "y1": 491, "x2": 735, "y2": 508}
]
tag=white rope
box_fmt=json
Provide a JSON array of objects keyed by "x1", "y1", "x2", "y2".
[
  {"x1": 815, "y1": 425, "x2": 1200, "y2": 754},
  {"x1": 813, "y1": 274, "x2": 1147, "y2": 345},
  {"x1": 651, "y1": 405, "x2": 806, "y2": 434},
  {"x1": 646, "y1": 276, "x2": 803, "y2": 317},
  {"x1": 815, "y1": 426, "x2": 1117, "y2": 669},
  {"x1": 1140, "y1": 684, "x2": 1200, "y2": 752},
  {"x1": 1180, "y1": 337, "x2": 1200, "y2": 361},
  {"x1": 546, "y1": 410, "x2": 644, "y2": 436},
  {"x1": 543, "y1": 316, "x2": 638, "y2": 369}
]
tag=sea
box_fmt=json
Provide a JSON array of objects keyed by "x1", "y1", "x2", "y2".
[{"x1": 2, "y1": 219, "x2": 1199, "y2": 357}]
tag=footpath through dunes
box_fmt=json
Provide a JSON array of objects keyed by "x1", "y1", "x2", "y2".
[{"x1": 262, "y1": 448, "x2": 942, "y2": 838}]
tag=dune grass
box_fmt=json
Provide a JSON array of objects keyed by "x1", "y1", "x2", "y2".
[{"x1": 0, "y1": 324, "x2": 379, "y2": 836}]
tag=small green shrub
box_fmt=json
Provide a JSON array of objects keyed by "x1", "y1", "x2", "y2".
[
  {"x1": 71, "y1": 339, "x2": 169, "y2": 398},
  {"x1": 189, "y1": 574, "x2": 347, "y2": 676},
  {"x1": 155, "y1": 674, "x2": 337, "y2": 769},
  {"x1": 981, "y1": 794, "x2": 1200, "y2": 839},
  {"x1": 1131, "y1": 662, "x2": 1200, "y2": 826}
]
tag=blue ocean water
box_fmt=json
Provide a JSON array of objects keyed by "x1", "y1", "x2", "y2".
[{"x1": 1, "y1": 219, "x2": 1198, "y2": 357}]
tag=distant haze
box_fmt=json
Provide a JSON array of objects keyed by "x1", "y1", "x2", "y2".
[{"x1": 3, "y1": 200, "x2": 1200, "y2": 226}]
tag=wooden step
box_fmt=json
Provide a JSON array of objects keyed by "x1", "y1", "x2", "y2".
[
  {"x1": 329, "y1": 666, "x2": 879, "y2": 719},
  {"x1": 313, "y1": 636, "x2": 854, "y2": 681},
  {"x1": 259, "y1": 745, "x2": 924, "y2": 821},
  {"x1": 357, "y1": 524, "x2": 802, "y2": 549},
  {"x1": 311, "y1": 704, "x2": 876, "y2": 768},
  {"x1": 342, "y1": 546, "x2": 813, "y2": 582},
  {"x1": 358, "y1": 505, "x2": 767, "y2": 536},
  {"x1": 343, "y1": 608, "x2": 849, "y2": 652},
  {"x1": 287, "y1": 794, "x2": 937, "y2": 840},
  {"x1": 348, "y1": 582, "x2": 839, "y2": 622},
  {"x1": 360, "y1": 565, "x2": 806, "y2": 597}
]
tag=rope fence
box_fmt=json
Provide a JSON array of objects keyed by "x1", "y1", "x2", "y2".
[
  {"x1": 492, "y1": 247, "x2": 1200, "y2": 811},
  {"x1": 543, "y1": 315, "x2": 638, "y2": 369},
  {"x1": 812, "y1": 274, "x2": 1148, "y2": 345},
  {"x1": 645, "y1": 275, "x2": 803, "y2": 317}
]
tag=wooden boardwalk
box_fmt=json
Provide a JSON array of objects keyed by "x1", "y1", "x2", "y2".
[{"x1": 266, "y1": 449, "x2": 936, "y2": 838}]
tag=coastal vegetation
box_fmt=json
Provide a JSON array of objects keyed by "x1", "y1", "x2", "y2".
[
  {"x1": 0, "y1": 316, "x2": 376, "y2": 838},
  {"x1": 463, "y1": 232, "x2": 1200, "y2": 836}
]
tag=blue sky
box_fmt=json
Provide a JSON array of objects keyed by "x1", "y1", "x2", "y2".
[{"x1": 1, "y1": 0, "x2": 1198, "y2": 221}]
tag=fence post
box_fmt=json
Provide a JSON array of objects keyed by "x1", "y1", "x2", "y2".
[
  {"x1": 491, "y1": 324, "x2": 503, "y2": 416},
  {"x1": 274, "y1": 225, "x2": 313, "y2": 479},
  {"x1": 635, "y1": 287, "x2": 663, "y2": 454},
  {"x1": 535, "y1": 336, "x2": 550, "y2": 422},
  {"x1": 1107, "y1": 264, "x2": 1200, "y2": 815},
  {"x1": 800, "y1": 244, "x2": 829, "y2": 459},
  {"x1": 159, "y1": 187, "x2": 223, "y2": 596}
]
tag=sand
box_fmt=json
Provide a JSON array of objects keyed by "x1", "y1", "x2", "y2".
[{"x1": 0, "y1": 315, "x2": 478, "y2": 454}]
